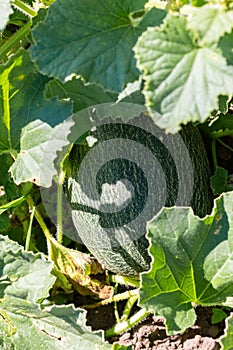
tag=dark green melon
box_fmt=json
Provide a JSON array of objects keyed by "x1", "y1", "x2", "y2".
[{"x1": 65, "y1": 117, "x2": 213, "y2": 276}]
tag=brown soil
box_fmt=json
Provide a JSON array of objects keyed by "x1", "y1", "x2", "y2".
[{"x1": 86, "y1": 304, "x2": 225, "y2": 349}]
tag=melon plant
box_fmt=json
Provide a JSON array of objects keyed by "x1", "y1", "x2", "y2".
[{"x1": 0, "y1": 0, "x2": 233, "y2": 348}]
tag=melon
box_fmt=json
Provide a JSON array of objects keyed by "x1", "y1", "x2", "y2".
[{"x1": 64, "y1": 115, "x2": 212, "y2": 276}]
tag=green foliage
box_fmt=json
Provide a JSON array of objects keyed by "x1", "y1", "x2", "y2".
[
  {"x1": 0, "y1": 0, "x2": 233, "y2": 347},
  {"x1": 134, "y1": 12, "x2": 233, "y2": 132},
  {"x1": 211, "y1": 308, "x2": 228, "y2": 324},
  {"x1": 0, "y1": 297, "x2": 110, "y2": 349},
  {"x1": 0, "y1": 196, "x2": 26, "y2": 214},
  {"x1": 0, "y1": 49, "x2": 72, "y2": 151},
  {"x1": 0, "y1": 235, "x2": 110, "y2": 349},
  {"x1": 29, "y1": 0, "x2": 166, "y2": 91},
  {"x1": 220, "y1": 314, "x2": 233, "y2": 349},
  {"x1": 45, "y1": 77, "x2": 118, "y2": 113},
  {"x1": 0, "y1": 0, "x2": 13, "y2": 30},
  {"x1": 211, "y1": 166, "x2": 233, "y2": 195},
  {"x1": 139, "y1": 192, "x2": 233, "y2": 334},
  {"x1": 0, "y1": 234, "x2": 55, "y2": 302},
  {"x1": 9, "y1": 119, "x2": 73, "y2": 187}
]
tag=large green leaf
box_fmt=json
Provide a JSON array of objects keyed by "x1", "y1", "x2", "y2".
[
  {"x1": 134, "y1": 14, "x2": 233, "y2": 133},
  {"x1": 45, "y1": 77, "x2": 117, "y2": 113},
  {"x1": 0, "y1": 0, "x2": 13, "y2": 31},
  {"x1": 220, "y1": 313, "x2": 233, "y2": 349},
  {"x1": 9, "y1": 119, "x2": 73, "y2": 187},
  {"x1": 0, "y1": 154, "x2": 18, "y2": 199},
  {"x1": 0, "y1": 49, "x2": 72, "y2": 151},
  {"x1": 0, "y1": 235, "x2": 107, "y2": 349},
  {"x1": 188, "y1": 7, "x2": 233, "y2": 45},
  {"x1": 117, "y1": 79, "x2": 145, "y2": 105},
  {"x1": 0, "y1": 234, "x2": 55, "y2": 302},
  {"x1": 219, "y1": 30, "x2": 233, "y2": 65},
  {"x1": 29, "y1": 0, "x2": 166, "y2": 91},
  {"x1": 0, "y1": 297, "x2": 110, "y2": 350},
  {"x1": 139, "y1": 192, "x2": 233, "y2": 335}
]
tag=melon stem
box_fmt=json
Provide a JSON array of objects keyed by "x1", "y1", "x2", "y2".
[{"x1": 105, "y1": 308, "x2": 150, "y2": 338}]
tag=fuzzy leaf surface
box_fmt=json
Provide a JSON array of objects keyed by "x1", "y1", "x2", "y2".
[
  {"x1": 30, "y1": 0, "x2": 166, "y2": 91},
  {"x1": 0, "y1": 0, "x2": 13, "y2": 30},
  {"x1": 188, "y1": 8, "x2": 233, "y2": 45},
  {"x1": 220, "y1": 313, "x2": 233, "y2": 349},
  {"x1": 135, "y1": 15, "x2": 233, "y2": 132},
  {"x1": 0, "y1": 297, "x2": 110, "y2": 350},
  {"x1": 0, "y1": 50, "x2": 72, "y2": 151},
  {"x1": 139, "y1": 192, "x2": 233, "y2": 334},
  {"x1": 9, "y1": 119, "x2": 73, "y2": 187},
  {"x1": 45, "y1": 78, "x2": 117, "y2": 113},
  {"x1": 0, "y1": 234, "x2": 55, "y2": 302}
]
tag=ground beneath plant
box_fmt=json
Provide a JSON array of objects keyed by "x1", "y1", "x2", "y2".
[{"x1": 86, "y1": 304, "x2": 225, "y2": 349}]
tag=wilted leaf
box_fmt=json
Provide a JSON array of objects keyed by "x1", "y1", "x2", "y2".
[{"x1": 48, "y1": 236, "x2": 113, "y2": 299}]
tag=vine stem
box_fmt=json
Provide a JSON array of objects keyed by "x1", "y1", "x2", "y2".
[
  {"x1": 56, "y1": 169, "x2": 66, "y2": 243},
  {"x1": 27, "y1": 195, "x2": 53, "y2": 243},
  {"x1": 211, "y1": 138, "x2": 218, "y2": 169},
  {"x1": 105, "y1": 308, "x2": 151, "y2": 338},
  {"x1": 108, "y1": 274, "x2": 140, "y2": 288},
  {"x1": 82, "y1": 289, "x2": 139, "y2": 309},
  {"x1": 217, "y1": 138, "x2": 233, "y2": 153},
  {"x1": 210, "y1": 130, "x2": 233, "y2": 138},
  {"x1": 11, "y1": 0, "x2": 37, "y2": 17},
  {"x1": 25, "y1": 205, "x2": 35, "y2": 251},
  {"x1": 113, "y1": 284, "x2": 121, "y2": 323},
  {"x1": 121, "y1": 295, "x2": 138, "y2": 321}
]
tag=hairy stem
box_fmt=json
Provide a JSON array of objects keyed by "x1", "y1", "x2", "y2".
[
  {"x1": 11, "y1": 0, "x2": 37, "y2": 17},
  {"x1": 25, "y1": 205, "x2": 35, "y2": 251},
  {"x1": 82, "y1": 289, "x2": 139, "y2": 309},
  {"x1": 27, "y1": 195, "x2": 53, "y2": 242},
  {"x1": 109, "y1": 274, "x2": 140, "y2": 288},
  {"x1": 121, "y1": 295, "x2": 138, "y2": 321},
  {"x1": 211, "y1": 139, "x2": 218, "y2": 169},
  {"x1": 105, "y1": 308, "x2": 150, "y2": 338},
  {"x1": 56, "y1": 169, "x2": 66, "y2": 243},
  {"x1": 217, "y1": 138, "x2": 233, "y2": 153},
  {"x1": 113, "y1": 284, "x2": 121, "y2": 323}
]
